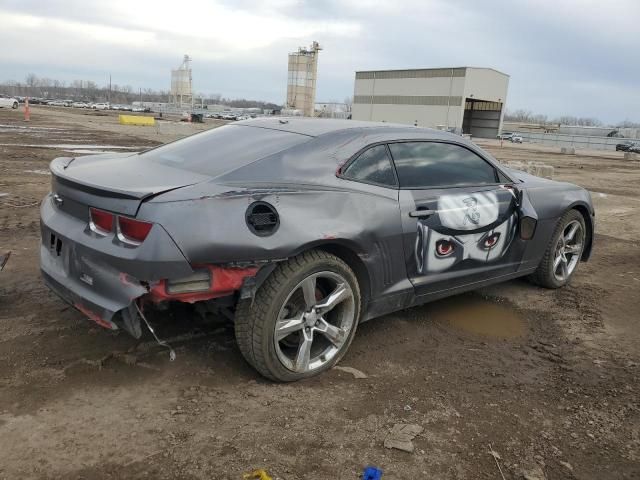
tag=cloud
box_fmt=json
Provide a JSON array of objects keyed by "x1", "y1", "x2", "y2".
[{"x1": 0, "y1": 0, "x2": 638, "y2": 122}]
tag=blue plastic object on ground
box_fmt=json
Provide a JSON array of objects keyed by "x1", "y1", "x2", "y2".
[{"x1": 363, "y1": 466, "x2": 383, "y2": 479}]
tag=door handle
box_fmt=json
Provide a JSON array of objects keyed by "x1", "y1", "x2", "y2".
[{"x1": 409, "y1": 209, "x2": 435, "y2": 218}]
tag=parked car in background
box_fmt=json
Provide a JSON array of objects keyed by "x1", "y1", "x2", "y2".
[
  {"x1": 72, "y1": 102, "x2": 88, "y2": 108},
  {"x1": 511, "y1": 134, "x2": 523, "y2": 143},
  {"x1": 616, "y1": 141, "x2": 636, "y2": 152},
  {"x1": 629, "y1": 143, "x2": 640, "y2": 154},
  {"x1": 0, "y1": 95, "x2": 19, "y2": 109},
  {"x1": 110, "y1": 104, "x2": 131, "y2": 111},
  {"x1": 91, "y1": 103, "x2": 110, "y2": 110},
  {"x1": 497, "y1": 132, "x2": 514, "y2": 140},
  {"x1": 40, "y1": 118, "x2": 595, "y2": 381}
]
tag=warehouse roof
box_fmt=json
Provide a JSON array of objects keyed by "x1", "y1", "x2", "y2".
[{"x1": 355, "y1": 66, "x2": 509, "y2": 77}]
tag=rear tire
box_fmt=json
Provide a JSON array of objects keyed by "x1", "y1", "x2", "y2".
[
  {"x1": 235, "y1": 250, "x2": 361, "y2": 382},
  {"x1": 530, "y1": 209, "x2": 586, "y2": 288}
]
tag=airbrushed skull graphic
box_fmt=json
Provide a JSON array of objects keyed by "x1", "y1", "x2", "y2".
[{"x1": 415, "y1": 191, "x2": 518, "y2": 274}]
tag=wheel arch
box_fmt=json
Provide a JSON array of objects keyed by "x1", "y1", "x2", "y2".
[
  {"x1": 567, "y1": 201, "x2": 594, "y2": 261},
  {"x1": 316, "y1": 242, "x2": 371, "y2": 310},
  {"x1": 244, "y1": 240, "x2": 373, "y2": 317},
  {"x1": 289, "y1": 240, "x2": 372, "y2": 314}
]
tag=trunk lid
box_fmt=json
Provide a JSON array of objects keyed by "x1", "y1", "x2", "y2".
[{"x1": 50, "y1": 153, "x2": 211, "y2": 217}]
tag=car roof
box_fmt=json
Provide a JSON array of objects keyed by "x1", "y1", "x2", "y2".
[
  {"x1": 234, "y1": 117, "x2": 421, "y2": 137},
  {"x1": 207, "y1": 118, "x2": 491, "y2": 187}
]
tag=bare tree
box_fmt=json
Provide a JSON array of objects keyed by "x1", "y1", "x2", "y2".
[
  {"x1": 0, "y1": 75, "x2": 287, "y2": 108},
  {"x1": 616, "y1": 119, "x2": 640, "y2": 128},
  {"x1": 344, "y1": 96, "x2": 353, "y2": 112},
  {"x1": 25, "y1": 73, "x2": 38, "y2": 88}
]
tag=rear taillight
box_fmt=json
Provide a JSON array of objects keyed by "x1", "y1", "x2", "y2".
[
  {"x1": 117, "y1": 216, "x2": 153, "y2": 244},
  {"x1": 89, "y1": 208, "x2": 114, "y2": 234}
]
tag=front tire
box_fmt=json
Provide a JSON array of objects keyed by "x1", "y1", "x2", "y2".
[
  {"x1": 530, "y1": 209, "x2": 586, "y2": 288},
  {"x1": 235, "y1": 250, "x2": 361, "y2": 382},
  {"x1": 12, "y1": 102, "x2": 18, "y2": 109}
]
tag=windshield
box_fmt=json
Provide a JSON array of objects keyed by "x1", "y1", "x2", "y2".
[{"x1": 141, "y1": 124, "x2": 310, "y2": 176}]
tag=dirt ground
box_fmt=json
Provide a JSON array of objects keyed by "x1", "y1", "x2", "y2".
[{"x1": 0, "y1": 107, "x2": 638, "y2": 480}]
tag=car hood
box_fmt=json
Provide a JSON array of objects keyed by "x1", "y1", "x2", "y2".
[{"x1": 504, "y1": 167, "x2": 584, "y2": 193}]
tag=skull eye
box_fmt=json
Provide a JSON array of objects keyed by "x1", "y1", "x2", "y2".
[
  {"x1": 436, "y1": 239, "x2": 455, "y2": 256},
  {"x1": 483, "y1": 232, "x2": 501, "y2": 249}
]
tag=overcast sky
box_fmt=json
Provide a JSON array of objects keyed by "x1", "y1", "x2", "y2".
[{"x1": 2, "y1": 0, "x2": 638, "y2": 123}]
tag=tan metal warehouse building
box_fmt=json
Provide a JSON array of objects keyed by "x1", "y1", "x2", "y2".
[{"x1": 351, "y1": 67, "x2": 509, "y2": 138}]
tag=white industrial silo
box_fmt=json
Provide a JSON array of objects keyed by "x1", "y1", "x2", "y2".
[
  {"x1": 286, "y1": 41, "x2": 321, "y2": 117},
  {"x1": 171, "y1": 55, "x2": 193, "y2": 108}
]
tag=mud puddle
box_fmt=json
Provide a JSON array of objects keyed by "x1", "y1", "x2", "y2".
[
  {"x1": 429, "y1": 294, "x2": 526, "y2": 339},
  {"x1": 0, "y1": 124, "x2": 65, "y2": 133}
]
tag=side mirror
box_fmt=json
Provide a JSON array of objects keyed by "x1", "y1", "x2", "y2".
[
  {"x1": 520, "y1": 216, "x2": 537, "y2": 240},
  {"x1": 512, "y1": 186, "x2": 538, "y2": 240}
]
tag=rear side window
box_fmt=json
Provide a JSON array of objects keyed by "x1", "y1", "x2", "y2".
[
  {"x1": 341, "y1": 145, "x2": 397, "y2": 187},
  {"x1": 141, "y1": 125, "x2": 309, "y2": 176},
  {"x1": 388, "y1": 142, "x2": 498, "y2": 189}
]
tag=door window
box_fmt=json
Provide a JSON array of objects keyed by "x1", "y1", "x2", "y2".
[
  {"x1": 388, "y1": 142, "x2": 498, "y2": 188},
  {"x1": 341, "y1": 144, "x2": 397, "y2": 187}
]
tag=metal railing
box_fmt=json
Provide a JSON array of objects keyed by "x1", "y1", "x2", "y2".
[{"x1": 517, "y1": 132, "x2": 633, "y2": 151}]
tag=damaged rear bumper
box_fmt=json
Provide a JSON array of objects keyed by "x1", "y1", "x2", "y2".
[
  {"x1": 40, "y1": 194, "x2": 194, "y2": 333},
  {"x1": 40, "y1": 265, "x2": 134, "y2": 330}
]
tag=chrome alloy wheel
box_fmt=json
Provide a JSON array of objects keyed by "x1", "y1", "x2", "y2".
[
  {"x1": 274, "y1": 271, "x2": 355, "y2": 373},
  {"x1": 553, "y1": 220, "x2": 584, "y2": 282}
]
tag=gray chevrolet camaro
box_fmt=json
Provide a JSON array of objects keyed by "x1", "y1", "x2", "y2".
[{"x1": 40, "y1": 118, "x2": 594, "y2": 381}]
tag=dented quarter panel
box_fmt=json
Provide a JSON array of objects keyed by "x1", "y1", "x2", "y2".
[{"x1": 141, "y1": 184, "x2": 407, "y2": 302}]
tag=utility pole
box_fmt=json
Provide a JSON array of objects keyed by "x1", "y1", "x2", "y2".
[{"x1": 108, "y1": 74, "x2": 111, "y2": 103}]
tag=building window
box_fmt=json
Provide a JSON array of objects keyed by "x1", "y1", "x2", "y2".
[
  {"x1": 355, "y1": 68, "x2": 466, "y2": 80},
  {"x1": 353, "y1": 95, "x2": 462, "y2": 106}
]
